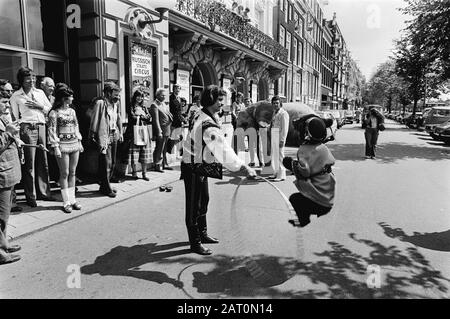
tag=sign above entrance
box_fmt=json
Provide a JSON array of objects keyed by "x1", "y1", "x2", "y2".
[{"x1": 132, "y1": 54, "x2": 152, "y2": 77}]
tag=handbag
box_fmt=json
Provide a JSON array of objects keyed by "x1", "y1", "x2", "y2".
[
  {"x1": 133, "y1": 117, "x2": 148, "y2": 146},
  {"x1": 378, "y1": 123, "x2": 385, "y2": 131}
]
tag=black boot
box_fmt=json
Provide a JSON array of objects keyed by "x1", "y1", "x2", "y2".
[
  {"x1": 188, "y1": 226, "x2": 212, "y2": 255},
  {"x1": 198, "y1": 215, "x2": 219, "y2": 244}
]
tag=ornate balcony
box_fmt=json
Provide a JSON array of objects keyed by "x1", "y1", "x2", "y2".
[{"x1": 173, "y1": 0, "x2": 288, "y2": 64}]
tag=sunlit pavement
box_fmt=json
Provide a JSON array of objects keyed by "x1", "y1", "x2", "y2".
[{"x1": 0, "y1": 120, "x2": 449, "y2": 299}]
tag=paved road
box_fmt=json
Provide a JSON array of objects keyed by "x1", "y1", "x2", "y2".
[{"x1": 1, "y1": 120, "x2": 449, "y2": 299}]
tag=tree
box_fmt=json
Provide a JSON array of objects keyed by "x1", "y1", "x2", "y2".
[{"x1": 401, "y1": 0, "x2": 450, "y2": 81}]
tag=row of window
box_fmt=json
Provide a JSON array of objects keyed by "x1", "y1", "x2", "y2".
[
  {"x1": 0, "y1": 0, "x2": 67, "y2": 86},
  {"x1": 279, "y1": 26, "x2": 304, "y2": 67}
]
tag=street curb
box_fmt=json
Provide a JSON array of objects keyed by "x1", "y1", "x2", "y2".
[{"x1": 10, "y1": 177, "x2": 181, "y2": 242}]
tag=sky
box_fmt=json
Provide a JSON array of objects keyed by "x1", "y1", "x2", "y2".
[{"x1": 321, "y1": 0, "x2": 411, "y2": 81}]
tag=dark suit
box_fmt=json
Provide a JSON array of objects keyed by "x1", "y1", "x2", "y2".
[
  {"x1": 150, "y1": 100, "x2": 172, "y2": 168},
  {"x1": 0, "y1": 120, "x2": 22, "y2": 252}
]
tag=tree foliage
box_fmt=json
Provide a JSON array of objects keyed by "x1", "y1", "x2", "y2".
[{"x1": 401, "y1": 0, "x2": 450, "y2": 80}]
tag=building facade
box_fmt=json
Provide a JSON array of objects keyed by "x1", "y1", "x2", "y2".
[
  {"x1": 320, "y1": 17, "x2": 333, "y2": 110},
  {"x1": 169, "y1": 0, "x2": 288, "y2": 110}
]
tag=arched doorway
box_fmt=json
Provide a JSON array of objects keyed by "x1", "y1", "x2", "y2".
[
  {"x1": 191, "y1": 62, "x2": 218, "y2": 99},
  {"x1": 258, "y1": 77, "x2": 269, "y2": 101}
]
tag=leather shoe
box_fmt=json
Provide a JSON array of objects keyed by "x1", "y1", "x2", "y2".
[
  {"x1": 103, "y1": 191, "x2": 116, "y2": 198},
  {"x1": 26, "y1": 199, "x2": 37, "y2": 208},
  {"x1": 200, "y1": 234, "x2": 219, "y2": 244},
  {"x1": 0, "y1": 251, "x2": 21, "y2": 265},
  {"x1": 11, "y1": 206, "x2": 23, "y2": 213},
  {"x1": 6, "y1": 245, "x2": 21, "y2": 253},
  {"x1": 190, "y1": 243, "x2": 212, "y2": 255},
  {"x1": 37, "y1": 196, "x2": 58, "y2": 201}
]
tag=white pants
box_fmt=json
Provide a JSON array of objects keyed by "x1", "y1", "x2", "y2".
[{"x1": 270, "y1": 129, "x2": 286, "y2": 179}]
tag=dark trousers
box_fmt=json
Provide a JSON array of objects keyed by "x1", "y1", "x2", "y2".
[
  {"x1": 364, "y1": 128, "x2": 379, "y2": 157},
  {"x1": 153, "y1": 136, "x2": 168, "y2": 167},
  {"x1": 181, "y1": 163, "x2": 210, "y2": 244},
  {"x1": 20, "y1": 123, "x2": 52, "y2": 200},
  {"x1": 289, "y1": 192, "x2": 331, "y2": 222},
  {"x1": 98, "y1": 141, "x2": 117, "y2": 193},
  {"x1": 0, "y1": 187, "x2": 13, "y2": 250}
]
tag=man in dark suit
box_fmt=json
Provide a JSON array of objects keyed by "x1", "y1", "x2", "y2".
[
  {"x1": 167, "y1": 84, "x2": 186, "y2": 157},
  {"x1": 150, "y1": 88, "x2": 173, "y2": 172},
  {"x1": 0, "y1": 96, "x2": 22, "y2": 265}
]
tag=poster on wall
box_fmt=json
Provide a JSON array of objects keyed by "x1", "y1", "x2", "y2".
[
  {"x1": 222, "y1": 78, "x2": 232, "y2": 110},
  {"x1": 176, "y1": 69, "x2": 190, "y2": 102},
  {"x1": 251, "y1": 84, "x2": 258, "y2": 103},
  {"x1": 130, "y1": 41, "x2": 154, "y2": 102}
]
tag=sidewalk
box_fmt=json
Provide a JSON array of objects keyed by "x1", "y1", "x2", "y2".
[{"x1": 7, "y1": 165, "x2": 181, "y2": 241}]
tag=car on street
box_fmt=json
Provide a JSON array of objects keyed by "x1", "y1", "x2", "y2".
[
  {"x1": 343, "y1": 110, "x2": 355, "y2": 124},
  {"x1": 316, "y1": 111, "x2": 338, "y2": 140},
  {"x1": 405, "y1": 112, "x2": 423, "y2": 128},
  {"x1": 433, "y1": 119, "x2": 450, "y2": 144},
  {"x1": 424, "y1": 106, "x2": 450, "y2": 138},
  {"x1": 328, "y1": 110, "x2": 344, "y2": 128}
]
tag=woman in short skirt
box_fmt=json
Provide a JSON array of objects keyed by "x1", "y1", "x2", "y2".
[
  {"x1": 47, "y1": 84, "x2": 83, "y2": 213},
  {"x1": 127, "y1": 88, "x2": 152, "y2": 181}
]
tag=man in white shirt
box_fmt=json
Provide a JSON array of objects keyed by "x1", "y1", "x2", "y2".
[
  {"x1": 269, "y1": 96, "x2": 290, "y2": 181},
  {"x1": 10, "y1": 67, "x2": 54, "y2": 207}
]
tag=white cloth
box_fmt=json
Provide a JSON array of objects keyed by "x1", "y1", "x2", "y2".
[
  {"x1": 182, "y1": 110, "x2": 244, "y2": 172},
  {"x1": 10, "y1": 88, "x2": 52, "y2": 124},
  {"x1": 270, "y1": 108, "x2": 289, "y2": 179}
]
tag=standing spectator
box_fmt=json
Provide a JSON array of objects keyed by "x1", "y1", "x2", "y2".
[
  {"x1": 89, "y1": 82, "x2": 123, "y2": 198},
  {"x1": 47, "y1": 85, "x2": 83, "y2": 213},
  {"x1": 186, "y1": 95, "x2": 201, "y2": 119},
  {"x1": 0, "y1": 97, "x2": 22, "y2": 265},
  {"x1": 150, "y1": 88, "x2": 172, "y2": 173},
  {"x1": 10, "y1": 67, "x2": 54, "y2": 207},
  {"x1": 269, "y1": 96, "x2": 289, "y2": 181},
  {"x1": 181, "y1": 85, "x2": 256, "y2": 255},
  {"x1": 168, "y1": 84, "x2": 187, "y2": 158},
  {"x1": 124, "y1": 88, "x2": 152, "y2": 181},
  {"x1": 0, "y1": 80, "x2": 22, "y2": 212},
  {"x1": 0, "y1": 80, "x2": 15, "y2": 119},
  {"x1": 230, "y1": 92, "x2": 244, "y2": 131},
  {"x1": 363, "y1": 106, "x2": 384, "y2": 159},
  {"x1": 244, "y1": 97, "x2": 252, "y2": 108},
  {"x1": 40, "y1": 77, "x2": 55, "y2": 106}
]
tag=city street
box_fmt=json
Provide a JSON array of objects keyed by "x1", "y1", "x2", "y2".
[{"x1": 0, "y1": 120, "x2": 449, "y2": 299}]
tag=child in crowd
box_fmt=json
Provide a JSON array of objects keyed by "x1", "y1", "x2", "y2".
[{"x1": 283, "y1": 117, "x2": 336, "y2": 227}]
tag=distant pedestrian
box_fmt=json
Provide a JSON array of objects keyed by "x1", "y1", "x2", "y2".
[
  {"x1": 180, "y1": 85, "x2": 256, "y2": 255},
  {"x1": 89, "y1": 82, "x2": 123, "y2": 198},
  {"x1": 230, "y1": 92, "x2": 244, "y2": 131},
  {"x1": 283, "y1": 117, "x2": 336, "y2": 227},
  {"x1": 168, "y1": 84, "x2": 187, "y2": 157},
  {"x1": 48, "y1": 85, "x2": 83, "y2": 213},
  {"x1": 363, "y1": 106, "x2": 384, "y2": 159}
]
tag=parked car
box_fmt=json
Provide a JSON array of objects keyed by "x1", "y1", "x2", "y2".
[
  {"x1": 433, "y1": 119, "x2": 450, "y2": 144},
  {"x1": 316, "y1": 111, "x2": 338, "y2": 141},
  {"x1": 343, "y1": 110, "x2": 355, "y2": 124},
  {"x1": 328, "y1": 110, "x2": 344, "y2": 128},
  {"x1": 405, "y1": 112, "x2": 423, "y2": 128},
  {"x1": 424, "y1": 106, "x2": 450, "y2": 138}
]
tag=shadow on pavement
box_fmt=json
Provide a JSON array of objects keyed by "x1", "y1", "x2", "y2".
[
  {"x1": 82, "y1": 234, "x2": 449, "y2": 298},
  {"x1": 379, "y1": 222, "x2": 450, "y2": 252},
  {"x1": 81, "y1": 242, "x2": 191, "y2": 289},
  {"x1": 325, "y1": 142, "x2": 450, "y2": 163}
]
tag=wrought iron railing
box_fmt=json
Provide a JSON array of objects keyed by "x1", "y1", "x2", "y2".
[{"x1": 173, "y1": 0, "x2": 288, "y2": 63}]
